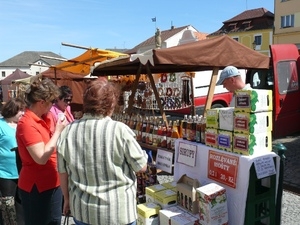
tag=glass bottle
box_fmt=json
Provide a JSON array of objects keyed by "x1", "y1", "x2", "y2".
[
  {"x1": 160, "y1": 121, "x2": 167, "y2": 148},
  {"x1": 186, "y1": 115, "x2": 193, "y2": 141},
  {"x1": 196, "y1": 115, "x2": 203, "y2": 143},
  {"x1": 166, "y1": 120, "x2": 173, "y2": 150},
  {"x1": 182, "y1": 115, "x2": 188, "y2": 140},
  {"x1": 152, "y1": 117, "x2": 158, "y2": 147},
  {"x1": 142, "y1": 116, "x2": 148, "y2": 143},
  {"x1": 171, "y1": 121, "x2": 180, "y2": 150},
  {"x1": 157, "y1": 120, "x2": 163, "y2": 147}
]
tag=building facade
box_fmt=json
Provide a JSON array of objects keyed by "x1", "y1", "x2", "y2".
[
  {"x1": 0, "y1": 51, "x2": 65, "y2": 79},
  {"x1": 208, "y1": 8, "x2": 274, "y2": 56},
  {"x1": 273, "y1": 0, "x2": 300, "y2": 49}
]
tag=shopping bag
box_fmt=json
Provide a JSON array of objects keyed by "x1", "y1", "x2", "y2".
[
  {"x1": 0, "y1": 196, "x2": 17, "y2": 225},
  {"x1": 63, "y1": 214, "x2": 70, "y2": 225}
]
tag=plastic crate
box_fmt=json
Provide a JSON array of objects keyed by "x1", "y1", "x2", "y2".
[{"x1": 244, "y1": 157, "x2": 276, "y2": 225}]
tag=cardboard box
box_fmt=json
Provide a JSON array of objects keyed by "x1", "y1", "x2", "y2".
[
  {"x1": 170, "y1": 212, "x2": 199, "y2": 225},
  {"x1": 234, "y1": 111, "x2": 272, "y2": 134},
  {"x1": 218, "y1": 130, "x2": 233, "y2": 152},
  {"x1": 145, "y1": 184, "x2": 167, "y2": 203},
  {"x1": 233, "y1": 132, "x2": 272, "y2": 156},
  {"x1": 234, "y1": 89, "x2": 272, "y2": 112},
  {"x1": 137, "y1": 202, "x2": 161, "y2": 225},
  {"x1": 206, "y1": 109, "x2": 219, "y2": 129},
  {"x1": 196, "y1": 183, "x2": 228, "y2": 225},
  {"x1": 161, "y1": 181, "x2": 177, "y2": 189},
  {"x1": 218, "y1": 107, "x2": 234, "y2": 131},
  {"x1": 159, "y1": 205, "x2": 185, "y2": 225},
  {"x1": 154, "y1": 189, "x2": 177, "y2": 209},
  {"x1": 205, "y1": 128, "x2": 218, "y2": 148},
  {"x1": 176, "y1": 174, "x2": 200, "y2": 214}
]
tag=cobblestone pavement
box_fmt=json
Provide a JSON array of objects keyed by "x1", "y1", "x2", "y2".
[{"x1": 273, "y1": 132, "x2": 300, "y2": 224}]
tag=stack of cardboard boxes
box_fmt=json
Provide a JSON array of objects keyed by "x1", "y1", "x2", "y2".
[
  {"x1": 137, "y1": 174, "x2": 229, "y2": 225},
  {"x1": 205, "y1": 89, "x2": 273, "y2": 156}
]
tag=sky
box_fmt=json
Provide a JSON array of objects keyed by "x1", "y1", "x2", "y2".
[{"x1": 0, "y1": 0, "x2": 274, "y2": 63}]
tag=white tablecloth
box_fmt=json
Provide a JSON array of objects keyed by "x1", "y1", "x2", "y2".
[{"x1": 174, "y1": 139, "x2": 280, "y2": 225}]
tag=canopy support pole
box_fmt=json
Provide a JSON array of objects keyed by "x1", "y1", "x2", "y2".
[
  {"x1": 127, "y1": 64, "x2": 142, "y2": 114},
  {"x1": 146, "y1": 63, "x2": 168, "y2": 127},
  {"x1": 203, "y1": 67, "x2": 219, "y2": 117}
]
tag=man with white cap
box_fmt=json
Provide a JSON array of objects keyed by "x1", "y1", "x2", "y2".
[{"x1": 216, "y1": 65, "x2": 252, "y2": 107}]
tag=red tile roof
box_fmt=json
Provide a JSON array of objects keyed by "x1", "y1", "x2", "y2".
[
  {"x1": 208, "y1": 8, "x2": 274, "y2": 36},
  {"x1": 224, "y1": 7, "x2": 274, "y2": 22}
]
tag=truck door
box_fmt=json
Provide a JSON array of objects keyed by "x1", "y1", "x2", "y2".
[{"x1": 270, "y1": 44, "x2": 300, "y2": 138}]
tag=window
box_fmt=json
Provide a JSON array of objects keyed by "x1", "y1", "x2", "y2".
[
  {"x1": 248, "y1": 69, "x2": 273, "y2": 90},
  {"x1": 254, "y1": 35, "x2": 262, "y2": 45},
  {"x1": 281, "y1": 15, "x2": 294, "y2": 28},
  {"x1": 1, "y1": 71, "x2": 5, "y2": 77},
  {"x1": 277, "y1": 61, "x2": 299, "y2": 94},
  {"x1": 232, "y1": 37, "x2": 239, "y2": 42}
]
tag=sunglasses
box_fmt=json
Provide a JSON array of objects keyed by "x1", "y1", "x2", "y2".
[{"x1": 63, "y1": 98, "x2": 72, "y2": 103}]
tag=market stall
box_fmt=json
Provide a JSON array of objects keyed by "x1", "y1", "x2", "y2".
[
  {"x1": 92, "y1": 35, "x2": 278, "y2": 224},
  {"x1": 92, "y1": 35, "x2": 269, "y2": 118},
  {"x1": 1, "y1": 68, "x2": 31, "y2": 102}
]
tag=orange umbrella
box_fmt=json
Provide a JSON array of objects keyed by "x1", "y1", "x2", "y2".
[{"x1": 53, "y1": 48, "x2": 128, "y2": 75}]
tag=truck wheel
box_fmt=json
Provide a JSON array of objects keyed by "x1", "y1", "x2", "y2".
[{"x1": 211, "y1": 103, "x2": 225, "y2": 109}]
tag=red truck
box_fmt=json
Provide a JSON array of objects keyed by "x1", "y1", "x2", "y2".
[{"x1": 246, "y1": 44, "x2": 300, "y2": 139}]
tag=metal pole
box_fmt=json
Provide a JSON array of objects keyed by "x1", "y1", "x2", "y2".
[{"x1": 61, "y1": 42, "x2": 94, "y2": 50}]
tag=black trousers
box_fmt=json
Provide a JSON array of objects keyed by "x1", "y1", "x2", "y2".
[{"x1": 19, "y1": 185, "x2": 62, "y2": 225}]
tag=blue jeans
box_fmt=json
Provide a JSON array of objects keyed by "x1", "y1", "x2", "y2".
[
  {"x1": 74, "y1": 218, "x2": 136, "y2": 225},
  {"x1": 19, "y1": 185, "x2": 62, "y2": 225}
]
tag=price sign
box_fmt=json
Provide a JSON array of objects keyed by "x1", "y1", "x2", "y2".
[
  {"x1": 208, "y1": 150, "x2": 239, "y2": 188},
  {"x1": 177, "y1": 141, "x2": 197, "y2": 167},
  {"x1": 156, "y1": 149, "x2": 173, "y2": 174},
  {"x1": 254, "y1": 156, "x2": 276, "y2": 179}
]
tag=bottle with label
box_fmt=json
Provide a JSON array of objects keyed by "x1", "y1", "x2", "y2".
[
  {"x1": 186, "y1": 115, "x2": 193, "y2": 141},
  {"x1": 145, "y1": 117, "x2": 151, "y2": 144},
  {"x1": 148, "y1": 116, "x2": 154, "y2": 145},
  {"x1": 177, "y1": 119, "x2": 182, "y2": 138},
  {"x1": 190, "y1": 115, "x2": 197, "y2": 142},
  {"x1": 182, "y1": 115, "x2": 188, "y2": 140},
  {"x1": 135, "y1": 115, "x2": 142, "y2": 141},
  {"x1": 166, "y1": 120, "x2": 173, "y2": 150},
  {"x1": 142, "y1": 116, "x2": 148, "y2": 143},
  {"x1": 171, "y1": 120, "x2": 180, "y2": 150},
  {"x1": 200, "y1": 116, "x2": 206, "y2": 144},
  {"x1": 160, "y1": 121, "x2": 167, "y2": 148},
  {"x1": 196, "y1": 115, "x2": 203, "y2": 143},
  {"x1": 157, "y1": 120, "x2": 163, "y2": 147},
  {"x1": 152, "y1": 117, "x2": 158, "y2": 147}
]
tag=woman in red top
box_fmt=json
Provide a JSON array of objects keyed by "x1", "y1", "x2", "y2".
[{"x1": 16, "y1": 77, "x2": 67, "y2": 225}]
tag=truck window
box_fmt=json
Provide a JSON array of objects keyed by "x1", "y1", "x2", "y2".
[
  {"x1": 248, "y1": 69, "x2": 273, "y2": 90},
  {"x1": 277, "y1": 61, "x2": 299, "y2": 94}
]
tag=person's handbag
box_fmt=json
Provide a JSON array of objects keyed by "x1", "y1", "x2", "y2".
[{"x1": 0, "y1": 196, "x2": 17, "y2": 225}]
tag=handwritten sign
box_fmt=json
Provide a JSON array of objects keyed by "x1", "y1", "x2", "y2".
[
  {"x1": 156, "y1": 149, "x2": 173, "y2": 174},
  {"x1": 208, "y1": 150, "x2": 239, "y2": 188},
  {"x1": 177, "y1": 141, "x2": 197, "y2": 167},
  {"x1": 254, "y1": 156, "x2": 276, "y2": 179}
]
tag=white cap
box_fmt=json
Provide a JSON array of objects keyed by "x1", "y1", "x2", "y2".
[{"x1": 216, "y1": 66, "x2": 241, "y2": 85}]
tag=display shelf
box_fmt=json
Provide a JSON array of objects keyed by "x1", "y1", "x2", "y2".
[{"x1": 138, "y1": 142, "x2": 174, "y2": 154}]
